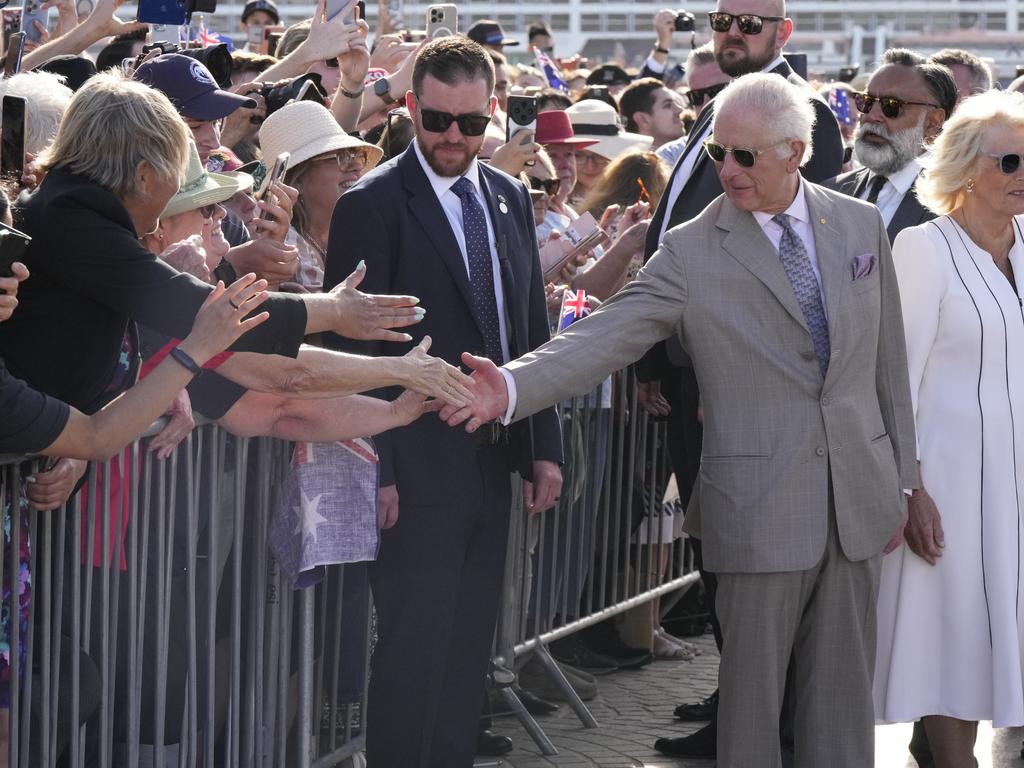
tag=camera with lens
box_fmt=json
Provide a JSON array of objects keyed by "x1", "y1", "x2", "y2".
[
  {"x1": 259, "y1": 73, "x2": 328, "y2": 117},
  {"x1": 674, "y1": 10, "x2": 695, "y2": 32}
]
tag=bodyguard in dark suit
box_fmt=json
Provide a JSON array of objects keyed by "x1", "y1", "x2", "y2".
[
  {"x1": 825, "y1": 49, "x2": 957, "y2": 244},
  {"x1": 323, "y1": 38, "x2": 562, "y2": 768}
]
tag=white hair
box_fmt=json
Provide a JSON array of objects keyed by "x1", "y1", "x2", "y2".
[
  {"x1": 0, "y1": 71, "x2": 73, "y2": 156},
  {"x1": 712, "y1": 72, "x2": 815, "y2": 165}
]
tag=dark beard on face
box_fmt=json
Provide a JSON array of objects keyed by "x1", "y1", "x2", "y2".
[
  {"x1": 418, "y1": 135, "x2": 477, "y2": 178},
  {"x1": 715, "y1": 40, "x2": 776, "y2": 77}
]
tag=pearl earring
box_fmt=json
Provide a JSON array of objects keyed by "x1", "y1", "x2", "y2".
[{"x1": 966, "y1": 178, "x2": 975, "y2": 193}]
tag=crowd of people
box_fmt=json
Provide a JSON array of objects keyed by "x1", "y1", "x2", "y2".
[{"x1": 0, "y1": 0, "x2": 1022, "y2": 764}]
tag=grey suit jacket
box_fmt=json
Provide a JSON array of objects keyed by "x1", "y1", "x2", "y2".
[
  {"x1": 824, "y1": 165, "x2": 935, "y2": 244},
  {"x1": 506, "y1": 182, "x2": 918, "y2": 573}
]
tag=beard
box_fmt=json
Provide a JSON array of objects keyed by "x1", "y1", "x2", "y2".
[
  {"x1": 715, "y1": 37, "x2": 776, "y2": 77},
  {"x1": 417, "y1": 134, "x2": 479, "y2": 178},
  {"x1": 853, "y1": 117, "x2": 925, "y2": 177}
]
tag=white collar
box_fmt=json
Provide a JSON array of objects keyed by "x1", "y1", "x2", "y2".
[
  {"x1": 412, "y1": 139, "x2": 483, "y2": 200},
  {"x1": 752, "y1": 177, "x2": 809, "y2": 228},
  {"x1": 762, "y1": 54, "x2": 789, "y2": 75},
  {"x1": 876, "y1": 155, "x2": 924, "y2": 196}
]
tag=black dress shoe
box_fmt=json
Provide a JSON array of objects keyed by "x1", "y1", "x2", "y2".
[
  {"x1": 476, "y1": 730, "x2": 514, "y2": 756},
  {"x1": 490, "y1": 686, "x2": 560, "y2": 716},
  {"x1": 674, "y1": 689, "x2": 718, "y2": 721},
  {"x1": 654, "y1": 721, "x2": 717, "y2": 758}
]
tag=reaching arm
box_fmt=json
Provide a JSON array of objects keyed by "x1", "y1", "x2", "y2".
[{"x1": 23, "y1": 0, "x2": 145, "y2": 71}]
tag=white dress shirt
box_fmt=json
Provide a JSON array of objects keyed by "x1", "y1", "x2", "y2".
[
  {"x1": 857, "y1": 157, "x2": 922, "y2": 227},
  {"x1": 413, "y1": 140, "x2": 510, "y2": 362}
]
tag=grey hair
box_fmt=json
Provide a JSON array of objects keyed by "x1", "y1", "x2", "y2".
[
  {"x1": 36, "y1": 71, "x2": 190, "y2": 198},
  {"x1": 0, "y1": 71, "x2": 73, "y2": 156},
  {"x1": 685, "y1": 43, "x2": 716, "y2": 75},
  {"x1": 712, "y1": 72, "x2": 815, "y2": 165}
]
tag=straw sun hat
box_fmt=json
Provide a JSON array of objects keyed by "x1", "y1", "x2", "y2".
[
  {"x1": 161, "y1": 142, "x2": 253, "y2": 219},
  {"x1": 565, "y1": 100, "x2": 653, "y2": 161},
  {"x1": 259, "y1": 101, "x2": 384, "y2": 173}
]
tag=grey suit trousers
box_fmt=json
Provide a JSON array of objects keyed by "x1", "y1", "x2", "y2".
[{"x1": 715, "y1": 495, "x2": 881, "y2": 768}]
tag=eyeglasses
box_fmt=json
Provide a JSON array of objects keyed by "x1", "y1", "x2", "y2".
[
  {"x1": 851, "y1": 92, "x2": 940, "y2": 119},
  {"x1": 685, "y1": 82, "x2": 728, "y2": 108},
  {"x1": 419, "y1": 108, "x2": 490, "y2": 137},
  {"x1": 528, "y1": 176, "x2": 561, "y2": 196},
  {"x1": 988, "y1": 153, "x2": 1024, "y2": 175},
  {"x1": 708, "y1": 12, "x2": 785, "y2": 35},
  {"x1": 573, "y1": 152, "x2": 610, "y2": 168},
  {"x1": 704, "y1": 139, "x2": 787, "y2": 167},
  {"x1": 199, "y1": 204, "x2": 218, "y2": 218},
  {"x1": 315, "y1": 148, "x2": 372, "y2": 170}
]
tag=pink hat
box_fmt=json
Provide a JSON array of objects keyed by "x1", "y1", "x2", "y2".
[{"x1": 535, "y1": 110, "x2": 599, "y2": 148}]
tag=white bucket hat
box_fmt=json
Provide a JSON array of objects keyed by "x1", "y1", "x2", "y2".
[
  {"x1": 161, "y1": 142, "x2": 253, "y2": 219},
  {"x1": 259, "y1": 100, "x2": 384, "y2": 173},
  {"x1": 565, "y1": 100, "x2": 653, "y2": 161}
]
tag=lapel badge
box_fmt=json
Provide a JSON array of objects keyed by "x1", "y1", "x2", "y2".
[
  {"x1": 497, "y1": 194, "x2": 509, "y2": 215},
  {"x1": 819, "y1": 217, "x2": 827, "y2": 225}
]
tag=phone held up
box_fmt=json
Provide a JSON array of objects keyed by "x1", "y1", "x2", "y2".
[
  {"x1": 425, "y1": 4, "x2": 456, "y2": 39},
  {"x1": 3, "y1": 30, "x2": 25, "y2": 77},
  {"x1": 1, "y1": 94, "x2": 27, "y2": 188},
  {"x1": 257, "y1": 152, "x2": 290, "y2": 219}
]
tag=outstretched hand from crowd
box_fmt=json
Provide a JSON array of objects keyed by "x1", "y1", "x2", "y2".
[
  {"x1": 439, "y1": 353, "x2": 509, "y2": 431},
  {"x1": 397, "y1": 336, "x2": 475, "y2": 408},
  {"x1": 327, "y1": 261, "x2": 424, "y2": 342},
  {"x1": 225, "y1": 239, "x2": 299, "y2": 287}
]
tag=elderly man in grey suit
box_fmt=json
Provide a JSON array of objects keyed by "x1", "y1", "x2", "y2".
[{"x1": 442, "y1": 72, "x2": 918, "y2": 767}]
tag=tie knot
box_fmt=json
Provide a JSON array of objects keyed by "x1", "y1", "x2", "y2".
[
  {"x1": 452, "y1": 176, "x2": 475, "y2": 199},
  {"x1": 772, "y1": 213, "x2": 793, "y2": 230}
]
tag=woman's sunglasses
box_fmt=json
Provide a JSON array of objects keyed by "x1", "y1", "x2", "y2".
[
  {"x1": 685, "y1": 82, "x2": 728, "y2": 108},
  {"x1": 988, "y1": 153, "x2": 1024, "y2": 175},
  {"x1": 528, "y1": 176, "x2": 561, "y2": 196},
  {"x1": 703, "y1": 139, "x2": 786, "y2": 168},
  {"x1": 199, "y1": 204, "x2": 218, "y2": 219},
  {"x1": 708, "y1": 11, "x2": 784, "y2": 35},
  {"x1": 851, "y1": 92, "x2": 940, "y2": 120},
  {"x1": 419, "y1": 108, "x2": 490, "y2": 137}
]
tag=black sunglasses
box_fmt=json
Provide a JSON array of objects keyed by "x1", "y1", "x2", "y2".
[
  {"x1": 685, "y1": 82, "x2": 728, "y2": 108},
  {"x1": 419, "y1": 108, "x2": 490, "y2": 137},
  {"x1": 704, "y1": 139, "x2": 786, "y2": 168},
  {"x1": 708, "y1": 12, "x2": 784, "y2": 35},
  {"x1": 527, "y1": 176, "x2": 560, "y2": 196},
  {"x1": 852, "y1": 92, "x2": 940, "y2": 120},
  {"x1": 988, "y1": 153, "x2": 1024, "y2": 175}
]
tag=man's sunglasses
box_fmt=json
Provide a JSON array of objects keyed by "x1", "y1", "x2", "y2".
[
  {"x1": 420, "y1": 108, "x2": 490, "y2": 137},
  {"x1": 685, "y1": 82, "x2": 728, "y2": 108},
  {"x1": 708, "y1": 12, "x2": 784, "y2": 35},
  {"x1": 852, "y1": 92, "x2": 940, "y2": 119},
  {"x1": 988, "y1": 153, "x2": 1024, "y2": 175},
  {"x1": 527, "y1": 176, "x2": 561, "y2": 196},
  {"x1": 704, "y1": 139, "x2": 786, "y2": 168}
]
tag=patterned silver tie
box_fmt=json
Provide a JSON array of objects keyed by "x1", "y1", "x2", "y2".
[{"x1": 772, "y1": 213, "x2": 830, "y2": 376}]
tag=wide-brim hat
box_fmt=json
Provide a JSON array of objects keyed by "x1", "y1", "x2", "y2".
[
  {"x1": 586, "y1": 64, "x2": 631, "y2": 87},
  {"x1": 134, "y1": 54, "x2": 256, "y2": 122},
  {"x1": 162, "y1": 142, "x2": 253, "y2": 219},
  {"x1": 566, "y1": 100, "x2": 652, "y2": 160},
  {"x1": 535, "y1": 110, "x2": 598, "y2": 148},
  {"x1": 259, "y1": 100, "x2": 384, "y2": 172}
]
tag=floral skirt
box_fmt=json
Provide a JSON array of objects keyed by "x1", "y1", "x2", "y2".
[{"x1": 0, "y1": 486, "x2": 30, "y2": 708}]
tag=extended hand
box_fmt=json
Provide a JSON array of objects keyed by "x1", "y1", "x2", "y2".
[
  {"x1": 26, "y1": 457, "x2": 88, "y2": 511},
  {"x1": 904, "y1": 488, "x2": 944, "y2": 565},
  {"x1": 636, "y1": 379, "x2": 670, "y2": 417},
  {"x1": 398, "y1": 336, "x2": 475, "y2": 408},
  {"x1": 439, "y1": 353, "x2": 509, "y2": 431},
  {"x1": 147, "y1": 389, "x2": 195, "y2": 460},
  {"x1": 328, "y1": 261, "x2": 423, "y2": 342},
  {"x1": 378, "y1": 484, "x2": 399, "y2": 529},
  {"x1": 226, "y1": 239, "x2": 299, "y2": 287}
]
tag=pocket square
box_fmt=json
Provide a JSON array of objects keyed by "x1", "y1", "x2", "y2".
[{"x1": 851, "y1": 253, "x2": 877, "y2": 280}]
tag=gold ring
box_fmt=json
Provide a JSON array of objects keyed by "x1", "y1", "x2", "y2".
[{"x1": 229, "y1": 299, "x2": 241, "y2": 310}]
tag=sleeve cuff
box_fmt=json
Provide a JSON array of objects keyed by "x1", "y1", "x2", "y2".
[
  {"x1": 500, "y1": 368, "x2": 517, "y2": 425},
  {"x1": 645, "y1": 55, "x2": 667, "y2": 74}
]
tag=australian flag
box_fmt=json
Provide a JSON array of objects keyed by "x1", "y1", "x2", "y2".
[
  {"x1": 534, "y1": 46, "x2": 569, "y2": 93},
  {"x1": 829, "y1": 87, "x2": 854, "y2": 127},
  {"x1": 558, "y1": 289, "x2": 591, "y2": 333}
]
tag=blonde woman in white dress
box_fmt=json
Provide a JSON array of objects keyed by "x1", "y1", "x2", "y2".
[{"x1": 874, "y1": 89, "x2": 1024, "y2": 767}]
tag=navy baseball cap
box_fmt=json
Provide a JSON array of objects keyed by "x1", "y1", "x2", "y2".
[
  {"x1": 133, "y1": 54, "x2": 256, "y2": 121},
  {"x1": 467, "y1": 20, "x2": 519, "y2": 47},
  {"x1": 242, "y1": 0, "x2": 279, "y2": 23}
]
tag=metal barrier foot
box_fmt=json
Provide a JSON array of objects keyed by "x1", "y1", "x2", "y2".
[
  {"x1": 494, "y1": 686, "x2": 559, "y2": 756},
  {"x1": 532, "y1": 644, "x2": 599, "y2": 729}
]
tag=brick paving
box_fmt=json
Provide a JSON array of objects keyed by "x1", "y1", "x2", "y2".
[{"x1": 488, "y1": 632, "x2": 1024, "y2": 768}]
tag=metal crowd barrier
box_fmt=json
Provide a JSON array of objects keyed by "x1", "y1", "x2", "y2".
[
  {"x1": 0, "y1": 424, "x2": 368, "y2": 768},
  {"x1": 494, "y1": 369, "x2": 701, "y2": 756}
]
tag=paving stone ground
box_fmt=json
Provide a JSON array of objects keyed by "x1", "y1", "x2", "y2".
[{"x1": 486, "y1": 632, "x2": 1024, "y2": 768}]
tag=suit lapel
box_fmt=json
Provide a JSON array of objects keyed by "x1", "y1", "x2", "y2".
[
  {"x1": 717, "y1": 202, "x2": 809, "y2": 332},
  {"x1": 850, "y1": 168, "x2": 871, "y2": 198},
  {"x1": 886, "y1": 177, "x2": 928, "y2": 243},
  {"x1": 399, "y1": 148, "x2": 488, "y2": 341}
]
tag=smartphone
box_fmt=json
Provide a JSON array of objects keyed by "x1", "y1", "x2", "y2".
[
  {"x1": 136, "y1": 0, "x2": 186, "y2": 26},
  {"x1": 3, "y1": 32, "x2": 24, "y2": 77},
  {"x1": 256, "y1": 152, "x2": 290, "y2": 219},
  {"x1": 506, "y1": 94, "x2": 537, "y2": 143},
  {"x1": 539, "y1": 212, "x2": 608, "y2": 276},
  {"x1": 326, "y1": 0, "x2": 355, "y2": 23},
  {"x1": 19, "y1": 0, "x2": 48, "y2": 44},
  {"x1": 2, "y1": 95, "x2": 26, "y2": 183},
  {"x1": 425, "y1": 4, "x2": 456, "y2": 38},
  {"x1": 0, "y1": 223, "x2": 31, "y2": 283}
]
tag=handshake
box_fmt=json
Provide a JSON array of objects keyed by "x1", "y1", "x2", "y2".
[{"x1": 432, "y1": 353, "x2": 513, "y2": 431}]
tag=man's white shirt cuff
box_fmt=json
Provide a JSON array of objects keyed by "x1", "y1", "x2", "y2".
[{"x1": 499, "y1": 368, "x2": 517, "y2": 425}]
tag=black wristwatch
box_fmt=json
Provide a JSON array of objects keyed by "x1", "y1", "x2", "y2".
[
  {"x1": 654, "y1": 45, "x2": 670, "y2": 55},
  {"x1": 373, "y1": 76, "x2": 393, "y2": 103}
]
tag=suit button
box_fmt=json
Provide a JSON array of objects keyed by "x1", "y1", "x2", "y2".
[
  {"x1": 815, "y1": 447, "x2": 826, "y2": 456},
  {"x1": 822, "y1": 396, "x2": 832, "y2": 406},
  {"x1": 801, "y1": 349, "x2": 816, "y2": 361}
]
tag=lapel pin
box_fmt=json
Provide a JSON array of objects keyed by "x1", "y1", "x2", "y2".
[
  {"x1": 820, "y1": 217, "x2": 827, "y2": 225},
  {"x1": 497, "y1": 194, "x2": 509, "y2": 214}
]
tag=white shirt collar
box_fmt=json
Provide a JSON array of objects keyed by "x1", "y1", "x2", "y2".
[
  {"x1": 762, "y1": 54, "x2": 788, "y2": 74},
  {"x1": 879, "y1": 155, "x2": 924, "y2": 196},
  {"x1": 412, "y1": 139, "x2": 483, "y2": 200},
  {"x1": 752, "y1": 177, "x2": 809, "y2": 228}
]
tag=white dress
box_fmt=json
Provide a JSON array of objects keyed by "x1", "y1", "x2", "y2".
[{"x1": 874, "y1": 215, "x2": 1024, "y2": 726}]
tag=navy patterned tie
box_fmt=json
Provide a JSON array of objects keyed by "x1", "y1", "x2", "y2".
[
  {"x1": 451, "y1": 177, "x2": 503, "y2": 363},
  {"x1": 773, "y1": 214, "x2": 830, "y2": 376}
]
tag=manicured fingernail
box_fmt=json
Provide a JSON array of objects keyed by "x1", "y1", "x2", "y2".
[
  {"x1": 414, "y1": 307, "x2": 426, "y2": 319},
  {"x1": 402, "y1": 333, "x2": 413, "y2": 341},
  {"x1": 409, "y1": 297, "x2": 420, "y2": 305},
  {"x1": 356, "y1": 260, "x2": 365, "y2": 269}
]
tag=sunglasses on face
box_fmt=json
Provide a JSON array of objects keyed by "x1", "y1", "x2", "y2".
[
  {"x1": 988, "y1": 153, "x2": 1024, "y2": 175},
  {"x1": 685, "y1": 82, "x2": 728, "y2": 108},
  {"x1": 573, "y1": 152, "x2": 610, "y2": 168},
  {"x1": 852, "y1": 92, "x2": 940, "y2": 119},
  {"x1": 199, "y1": 204, "x2": 218, "y2": 219},
  {"x1": 708, "y1": 11, "x2": 784, "y2": 35},
  {"x1": 419, "y1": 108, "x2": 490, "y2": 137},
  {"x1": 704, "y1": 139, "x2": 786, "y2": 168},
  {"x1": 528, "y1": 176, "x2": 561, "y2": 196}
]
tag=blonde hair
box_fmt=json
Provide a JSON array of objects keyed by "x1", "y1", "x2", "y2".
[
  {"x1": 917, "y1": 89, "x2": 1024, "y2": 215},
  {"x1": 36, "y1": 71, "x2": 190, "y2": 198}
]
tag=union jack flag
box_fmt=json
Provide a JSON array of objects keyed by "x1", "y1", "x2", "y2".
[
  {"x1": 534, "y1": 46, "x2": 569, "y2": 93},
  {"x1": 829, "y1": 87, "x2": 854, "y2": 127},
  {"x1": 558, "y1": 289, "x2": 591, "y2": 333}
]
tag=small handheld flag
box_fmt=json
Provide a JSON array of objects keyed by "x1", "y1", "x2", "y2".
[{"x1": 558, "y1": 289, "x2": 591, "y2": 332}]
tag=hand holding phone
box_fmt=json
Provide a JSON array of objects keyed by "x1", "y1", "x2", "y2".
[
  {"x1": 1, "y1": 95, "x2": 27, "y2": 184},
  {"x1": 4, "y1": 31, "x2": 25, "y2": 76}
]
